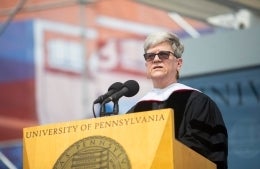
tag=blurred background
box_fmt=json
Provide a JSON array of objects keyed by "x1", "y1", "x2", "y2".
[{"x1": 0, "y1": 0, "x2": 260, "y2": 168}]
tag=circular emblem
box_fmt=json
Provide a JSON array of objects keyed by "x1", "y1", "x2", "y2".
[{"x1": 53, "y1": 136, "x2": 131, "y2": 169}]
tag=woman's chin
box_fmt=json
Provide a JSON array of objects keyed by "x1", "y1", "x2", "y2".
[{"x1": 150, "y1": 72, "x2": 166, "y2": 79}]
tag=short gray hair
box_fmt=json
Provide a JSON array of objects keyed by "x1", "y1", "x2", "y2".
[{"x1": 143, "y1": 32, "x2": 184, "y2": 58}]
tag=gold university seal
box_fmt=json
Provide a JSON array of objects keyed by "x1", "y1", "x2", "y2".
[{"x1": 53, "y1": 135, "x2": 131, "y2": 169}]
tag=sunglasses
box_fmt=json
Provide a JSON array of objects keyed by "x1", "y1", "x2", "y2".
[{"x1": 143, "y1": 51, "x2": 175, "y2": 62}]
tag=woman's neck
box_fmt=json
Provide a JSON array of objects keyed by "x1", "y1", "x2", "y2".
[{"x1": 152, "y1": 79, "x2": 178, "y2": 89}]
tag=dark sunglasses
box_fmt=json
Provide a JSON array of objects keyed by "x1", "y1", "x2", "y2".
[{"x1": 143, "y1": 51, "x2": 175, "y2": 62}]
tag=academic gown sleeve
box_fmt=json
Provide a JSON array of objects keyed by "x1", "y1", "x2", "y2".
[
  {"x1": 178, "y1": 91, "x2": 228, "y2": 169},
  {"x1": 127, "y1": 90, "x2": 228, "y2": 169}
]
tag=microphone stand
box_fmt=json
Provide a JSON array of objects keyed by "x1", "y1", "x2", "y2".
[
  {"x1": 100, "y1": 102, "x2": 106, "y2": 117},
  {"x1": 99, "y1": 100, "x2": 119, "y2": 117},
  {"x1": 112, "y1": 100, "x2": 119, "y2": 115}
]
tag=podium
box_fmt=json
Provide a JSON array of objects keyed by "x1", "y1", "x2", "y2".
[{"x1": 23, "y1": 108, "x2": 216, "y2": 169}]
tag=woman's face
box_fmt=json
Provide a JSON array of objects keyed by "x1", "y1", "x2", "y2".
[{"x1": 145, "y1": 42, "x2": 182, "y2": 88}]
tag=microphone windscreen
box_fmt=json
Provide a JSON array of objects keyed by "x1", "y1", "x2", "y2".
[
  {"x1": 108, "y1": 82, "x2": 123, "y2": 91},
  {"x1": 123, "y1": 80, "x2": 139, "y2": 97}
]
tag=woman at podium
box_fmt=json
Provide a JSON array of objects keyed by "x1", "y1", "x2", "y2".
[{"x1": 127, "y1": 32, "x2": 228, "y2": 169}]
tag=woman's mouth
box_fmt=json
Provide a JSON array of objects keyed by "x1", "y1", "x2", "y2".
[{"x1": 153, "y1": 65, "x2": 163, "y2": 69}]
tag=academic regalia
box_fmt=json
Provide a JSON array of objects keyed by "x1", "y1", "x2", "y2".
[{"x1": 127, "y1": 83, "x2": 228, "y2": 169}]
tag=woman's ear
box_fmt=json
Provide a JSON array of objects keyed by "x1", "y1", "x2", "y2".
[{"x1": 177, "y1": 58, "x2": 183, "y2": 70}]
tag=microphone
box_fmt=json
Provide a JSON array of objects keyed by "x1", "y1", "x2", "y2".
[
  {"x1": 93, "y1": 82, "x2": 123, "y2": 104},
  {"x1": 102, "y1": 80, "x2": 139, "y2": 104}
]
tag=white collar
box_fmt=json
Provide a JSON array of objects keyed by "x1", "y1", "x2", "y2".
[{"x1": 139, "y1": 83, "x2": 199, "y2": 101}]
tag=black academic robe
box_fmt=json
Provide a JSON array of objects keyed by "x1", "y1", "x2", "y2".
[{"x1": 127, "y1": 89, "x2": 228, "y2": 169}]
